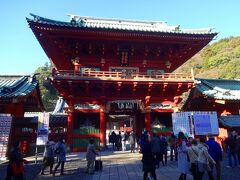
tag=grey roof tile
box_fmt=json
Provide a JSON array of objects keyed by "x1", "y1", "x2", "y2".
[
  {"x1": 195, "y1": 78, "x2": 240, "y2": 100},
  {"x1": 0, "y1": 75, "x2": 38, "y2": 98},
  {"x1": 27, "y1": 14, "x2": 217, "y2": 36}
]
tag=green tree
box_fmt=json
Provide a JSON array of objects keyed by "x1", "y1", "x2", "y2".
[{"x1": 35, "y1": 62, "x2": 58, "y2": 111}]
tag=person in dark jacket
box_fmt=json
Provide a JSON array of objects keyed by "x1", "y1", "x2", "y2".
[
  {"x1": 159, "y1": 134, "x2": 168, "y2": 166},
  {"x1": 129, "y1": 130, "x2": 136, "y2": 153},
  {"x1": 5, "y1": 141, "x2": 28, "y2": 180},
  {"x1": 206, "y1": 135, "x2": 222, "y2": 180},
  {"x1": 235, "y1": 132, "x2": 240, "y2": 165},
  {"x1": 224, "y1": 131, "x2": 238, "y2": 168},
  {"x1": 169, "y1": 133, "x2": 177, "y2": 161},
  {"x1": 151, "y1": 133, "x2": 161, "y2": 168},
  {"x1": 142, "y1": 135, "x2": 157, "y2": 180}
]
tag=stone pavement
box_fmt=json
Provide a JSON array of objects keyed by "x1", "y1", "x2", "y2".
[{"x1": 1, "y1": 150, "x2": 240, "y2": 180}]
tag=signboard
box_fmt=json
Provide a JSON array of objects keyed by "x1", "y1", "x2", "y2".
[
  {"x1": 106, "y1": 100, "x2": 144, "y2": 113},
  {"x1": 172, "y1": 112, "x2": 194, "y2": 138},
  {"x1": 36, "y1": 113, "x2": 50, "y2": 145},
  {"x1": 0, "y1": 114, "x2": 12, "y2": 160},
  {"x1": 172, "y1": 111, "x2": 219, "y2": 137},
  {"x1": 193, "y1": 112, "x2": 219, "y2": 135}
]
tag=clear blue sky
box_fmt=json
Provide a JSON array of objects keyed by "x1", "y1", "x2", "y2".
[{"x1": 1, "y1": 0, "x2": 239, "y2": 75}]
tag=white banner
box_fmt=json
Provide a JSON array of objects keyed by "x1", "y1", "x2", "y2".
[
  {"x1": 36, "y1": 113, "x2": 50, "y2": 145},
  {"x1": 0, "y1": 114, "x2": 12, "y2": 160},
  {"x1": 172, "y1": 112, "x2": 194, "y2": 138}
]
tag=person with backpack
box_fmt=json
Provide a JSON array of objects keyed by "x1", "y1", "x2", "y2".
[
  {"x1": 40, "y1": 140, "x2": 55, "y2": 175},
  {"x1": 52, "y1": 138, "x2": 66, "y2": 176}
]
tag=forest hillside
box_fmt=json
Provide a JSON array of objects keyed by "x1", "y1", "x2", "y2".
[{"x1": 175, "y1": 36, "x2": 240, "y2": 79}]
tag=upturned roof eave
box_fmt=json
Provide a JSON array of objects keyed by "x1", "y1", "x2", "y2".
[{"x1": 27, "y1": 13, "x2": 218, "y2": 37}]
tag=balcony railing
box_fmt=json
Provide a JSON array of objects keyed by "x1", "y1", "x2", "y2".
[{"x1": 53, "y1": 70, "x2": 194, "y2": 82}]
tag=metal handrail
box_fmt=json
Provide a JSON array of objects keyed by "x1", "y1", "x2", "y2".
[{"x1": 53, "y1": 70, "x2": 193, "y2": 81}]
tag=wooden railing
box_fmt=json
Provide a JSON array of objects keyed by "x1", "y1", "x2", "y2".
[{"x1": 53, "y1": 70, "x2": 194, "y2": 81}]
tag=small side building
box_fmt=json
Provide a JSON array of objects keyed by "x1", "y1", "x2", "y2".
[{"x1": 0, "y1": 75, "x2": 44, "y2": 156}]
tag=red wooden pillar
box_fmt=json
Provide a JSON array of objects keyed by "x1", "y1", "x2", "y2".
[
  {"x1": 145, "y1": 96, "x2": 151, "y2": 132},
  {"x1": 67, "y1": 108, "x2": 74, "y2": 151},
  {"x1": 99, "y1": 107, "x2": 106, "y2": 147},
  {"x1": 145, "y1": 112, "x2": 151, "y2": 132}
]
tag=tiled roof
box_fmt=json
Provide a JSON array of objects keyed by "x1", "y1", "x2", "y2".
[
  {"x1": 195, "y1": 78, "x2": 240, "y2": 100},
  {"x1": 0, "y1": 75, "x2": 38, "y2": 98},
  {"x1": 27, "y1": 13, "x2": 217, "y2": 35},
  {"x1": 219, "y1": 115, "x2": 240, "y2": 127}
]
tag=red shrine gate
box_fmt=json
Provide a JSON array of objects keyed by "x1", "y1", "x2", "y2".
[{"x1": 27, "y1": 14, "x2": 216, "y2": 151}]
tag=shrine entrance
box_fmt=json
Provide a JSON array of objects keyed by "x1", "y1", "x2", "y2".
[{"x1": 105, "y1": 100, "x2": 145, "y2": 137}]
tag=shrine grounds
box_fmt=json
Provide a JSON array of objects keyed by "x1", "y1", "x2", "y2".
[{"x1": 1, "y1": 150, "x2": 240, "y2": 180}]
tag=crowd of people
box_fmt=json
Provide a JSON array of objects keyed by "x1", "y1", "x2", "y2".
[
  {"x1": 140, "y1": 131, "x2": 225, "y2": 180},
  {"x1": 5, "y1": 130, "x2": 240, "y2": 179},
  {"x1": 108, "y1": 130, "x2": 137, "y2": 152}
]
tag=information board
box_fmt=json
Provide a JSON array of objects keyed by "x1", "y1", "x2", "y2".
[
  {"x1": 193, "y1": 111, "x2": 219, "y2": 135},
  {"x1": 0, "y1": 114, "x2": 12, "y2": 160},
  {"x1": 172, "y1": 112, "x2": 194, "y2": 138},
  {"x1": 172, "y1": 111, "x2": 219, "y2": 137}
]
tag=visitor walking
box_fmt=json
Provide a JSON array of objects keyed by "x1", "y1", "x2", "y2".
[
  {"x1": 197, "y1": 136, "x2": 215, "y2": 180},
  {"x1": 129, "y1": 130, "x2": 136, "y2": 152},
  {"x1": 224, "y1": 131, "x2": 238, "y2": 168},
  {"x1": 142, "y1": 134, "x2": 157, "y2": 180},
  {"x1": 206, "y1": 135, "x2": 222, "y2": 180},
  {"x1": 122, "y1": 131, "x2": 128, "y2": 151},
  {"x1": 85, "y1": 139, "x2": 98, "y2": 174},
  {"x1": 169, "y1": 133, "x2": 177, "y2": 161},
  {"x1": 151, "y1": 133, "x2": 161, "y2": 168},
  {"x1": 187, "y1": 139, "x2": 199, "y2": 180},
  {"x1": 5, "y1": 141, "x2": 28, "y2": 180},
  {"x1": 159, "y1": 134, "x2": 168, "y2": 166},
  {"x1": 40, "y1": 140, "x2": 55, "y2": 175},
  {"x1": 177, "y1": 132, "x2": 188, "y2": 180},
  {"x1": 235, "y1": 132, "x2": 240, "y2": 166},
  {"x1": 53, "y1": 138, "x2": 66, "y2": 176}
]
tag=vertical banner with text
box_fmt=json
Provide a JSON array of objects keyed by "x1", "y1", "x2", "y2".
[{"x1": 36, "y1": 112, "x2": 50, "y2": 145}]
